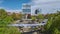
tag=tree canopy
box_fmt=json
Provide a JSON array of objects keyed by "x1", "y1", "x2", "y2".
[
  {"x1": 0, "y1": 9, "x2": 20, "y2": 34},
  {"x1": 44, "y1": 11, "x2": 60, "y2": 34},
  {"x1": 0, "y1": 9, "x2": 13, "y2": 26}
]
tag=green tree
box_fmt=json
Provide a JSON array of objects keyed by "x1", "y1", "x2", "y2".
[
  {"x1": 44, "y1": 11, "x2": 60, "y2": 34},
  {"x1": 37, "y1": 14, "x2": 44, "y2": 19},
  {"x1": 0, "y1": 9, "x2": 13, "y2": 26},
  {"x1": 31, "y1": 16, "x2": 36, "y2": 20},
  {"x1": 0, "y1": 9, "x2": 20, "y2": 34},
  {"x1": 0, "y1": 27, "x2": 20, "y2": 34},
  {"x1": 11, "y1": 12, "x2": 22, "y2": 20},
  {"x1": 11, "y1": 12, "x2": 16, "y2": 20}
]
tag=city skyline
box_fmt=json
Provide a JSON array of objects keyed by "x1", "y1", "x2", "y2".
[{"x1": 0, "y1": 0, "x2": 60, "y2": 14}]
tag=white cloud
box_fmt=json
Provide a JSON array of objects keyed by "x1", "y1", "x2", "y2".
[
  {"x1": 0, "y1": 7, "x2": 6, "y2": 10},
  {"x1": 0, "y1": 7, "x2": 4, "y2": 8},
  {"x1": 6, "y1": 10, "x2": 22, "y2": 13},
  {"x1": 32, "y1": 0, "x2": 59, "y2": 3},
  {"x1": 31, "y1": 0, "x2": 60, "y2": 14},
  {"x1": 0, "y1": 7, "x2": 22, "y2": 13}
]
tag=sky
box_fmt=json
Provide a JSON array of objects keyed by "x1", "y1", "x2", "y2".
[
  {"x1": 0, "y1": 0, "x2": 60, "y2": 14},
  {"x1": 0, "y1": 0, "x2": 31, "y2": 9}
]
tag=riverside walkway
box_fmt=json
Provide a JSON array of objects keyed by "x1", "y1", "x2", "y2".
[
  {"x1": 8, "y1": 19, "x2": 48, "y2": 28},
  {"x1": 8, "y1": 19, "x2": 48, "y2": 34}
]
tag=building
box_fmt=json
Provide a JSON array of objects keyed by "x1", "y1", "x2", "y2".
[
  {"x1": 22, "y1": 3, "x2": 31, "y2": 19},
  {"x1": 31, "y1": 9, "x2": 41, "y2": 16},
  {"x1": 34, "y1": 9, "x2": 41, "y2": 16},
  {"x1": 7, "y1": 12, "x2": 12, "y2": 16},
  {"x1": 22, "y1": 3, "x2": 31, "y2": 14},
  {"x1": 35, "y1": 9, "x2": 39, "y2": 14}
]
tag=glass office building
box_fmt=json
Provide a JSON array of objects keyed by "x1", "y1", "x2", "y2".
[
  {"x1": 22, "y1": 3, "x2": 31, "y2": 14},
  {"x1": 35, "y1": 9, "x2": 41, "y2": 14}
]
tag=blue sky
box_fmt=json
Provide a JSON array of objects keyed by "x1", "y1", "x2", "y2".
[
  {"x1": 0, "y1": 0, "x2": 31, "y2": 10},
  {"x1": 0, "y1": 0, "x2": 60, "y2": 14}
]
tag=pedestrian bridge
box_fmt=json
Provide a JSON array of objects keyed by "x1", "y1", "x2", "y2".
[{"x1": 8, "y1": 19, "x2": 48, "y2": 28}]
